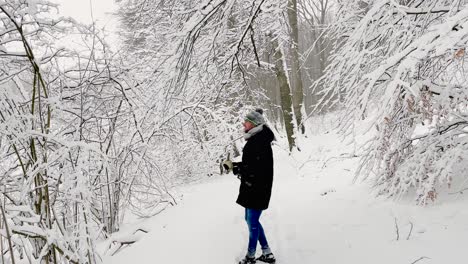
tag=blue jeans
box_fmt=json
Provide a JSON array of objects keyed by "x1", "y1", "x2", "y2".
[{"x1": 245, "y1": 208, "x2": 271, "y2": 258}]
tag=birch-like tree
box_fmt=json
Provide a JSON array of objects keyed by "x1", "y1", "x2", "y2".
[{"x1": 288, "y1": 0, "x2": 305, "y2": 134}]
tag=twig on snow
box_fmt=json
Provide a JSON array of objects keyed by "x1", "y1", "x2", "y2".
[
  {"x1": 407, "y1": 221, "x2": 414, "y2": 240},
  {"x1": 394, "y1": 217, "x2": 399, "y2": 241},
  {"x1": 411, "y1": 256, "x2": 430, "y2": 264},
  {"x1": 448, "y1": 187, "x2": 468, "y2": 195},
  {"x1": 321, "y1": 153, "x2": 358, "y2": 169}
]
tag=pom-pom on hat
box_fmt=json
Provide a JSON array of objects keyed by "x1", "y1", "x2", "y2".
[{"x1": 245, "y1": 108, "x2": 265, "y2": 126}]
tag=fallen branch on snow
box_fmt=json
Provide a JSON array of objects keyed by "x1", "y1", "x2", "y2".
[
  {"x1": 411, "y1": 256, "x2": 430, "y2": 264},
  {"x1": 407, "y1": 221, "x2": 414, "y2": 240},
  {"x1": 394, "y1": 217, "x2": 399, "y2": 241},
  {"x1": 448, "y1": 187, "x2": 468, "y2": 195},
  {"x1": 107, "y1": 227, "x2": 149, "y2": 256},
  {"x1": 321, "y1": 153, "x2": 359, "y2": 169}
]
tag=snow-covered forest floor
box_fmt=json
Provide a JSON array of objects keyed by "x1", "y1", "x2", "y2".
[{"x1": 101, "y1": 115, "x2": 468, "y2": 264}]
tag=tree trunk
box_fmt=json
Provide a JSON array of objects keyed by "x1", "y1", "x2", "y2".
[
  {"x1": 287, "y1": 0, "x2": 305, "y2": 134},
  {"x1": 272, "y1": 39, "x2": 295, "y2": 151}
]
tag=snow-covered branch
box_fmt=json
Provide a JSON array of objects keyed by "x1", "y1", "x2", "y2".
[{"x1": 319, "y1": 0, "x2": 468, "y2": 202}]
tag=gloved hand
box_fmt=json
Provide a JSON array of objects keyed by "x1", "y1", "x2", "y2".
[
  {"x1": 222, "y1": 160, "x2": 233, "y2": 172},
  {"x1": 232, "y1": 162, "x2": 241, "y2": 176}
]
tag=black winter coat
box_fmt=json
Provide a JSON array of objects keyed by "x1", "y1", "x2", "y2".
[{"x1": 234, "y1": 125, "x2": 275, "y2": 210}]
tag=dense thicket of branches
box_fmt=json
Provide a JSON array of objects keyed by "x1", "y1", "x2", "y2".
[
  {"x1": 117, "y1": 0, "x2": 336, "y2": 150},
  {"x1": 0, "y1": 1, "x2": 112, "y2": 262},
  {"x1": 0, "y1": 1, "x2": 182, "y2": 262},
  {"x1": 318, "y1": 0, "x2": 468, "y2": 203},
  {"x1": 117, "y1": 0, "x2": 295, "y2": 149}
]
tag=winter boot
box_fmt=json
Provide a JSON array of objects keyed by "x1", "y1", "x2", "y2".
[
  {"x1": 239, "y1": 255, "x2": 256, "y2": 264},
  {"x1": 257, "y1": 253, "x2": 276, "y2": 263}
]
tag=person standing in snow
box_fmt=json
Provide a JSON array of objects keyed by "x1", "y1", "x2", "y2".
[{"x1": 223, "y1": 109, "x2": 276, "y2": 264}]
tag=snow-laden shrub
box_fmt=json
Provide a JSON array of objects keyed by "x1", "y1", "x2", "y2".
[{"x1": 318, "y1": 0, "x2": 468, "y2": 203}]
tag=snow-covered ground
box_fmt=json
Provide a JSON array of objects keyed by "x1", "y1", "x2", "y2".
[{"x1": 101, "y1": 116, "x2": 468, "y2": 264}]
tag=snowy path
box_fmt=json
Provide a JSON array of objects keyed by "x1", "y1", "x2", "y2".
[{"x1": 102, "y1": 132, "x2": 468, "y2": 264}]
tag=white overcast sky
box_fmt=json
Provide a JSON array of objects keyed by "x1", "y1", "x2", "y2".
[
  {"x1": 52, "y1": 0, "x2": 118, "y2": 27},
  {"x1": 51, "y1": 0, "x2": 121, "y2": 48}
]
